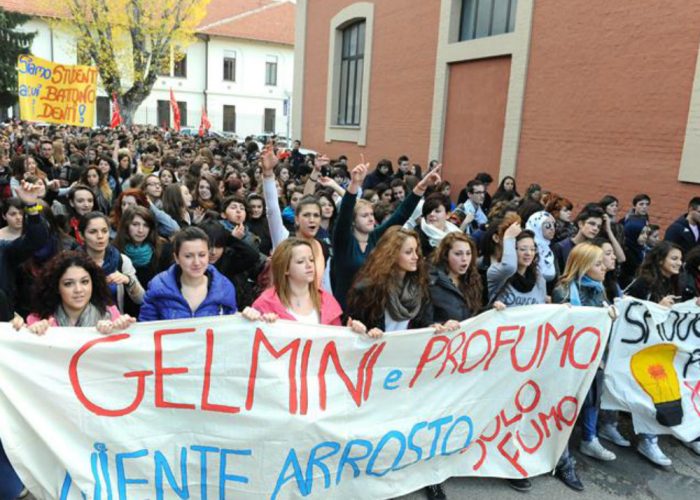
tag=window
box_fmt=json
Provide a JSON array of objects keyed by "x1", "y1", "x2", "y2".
[
  {"x1": 337, "y1": 21, "x2": 365, "y2": 126},
  {"x1": 264, "y1": 108, "x2": 276, "y2": 133},
  {"x1": 96, "y1": 96, "x2": 110, "y2": 126},
  {"x1": 177, "y1": 101, "x2": 188, "y2": 127},
  {"x1": 173, "y1": 53, "x2": 187, "y2": 78},
  {"x1": 325, "y1": 3, "x2": 374, "y2": 145},
  {"x1": 157, "y1": 100, "x2": 170, "y2": 128},
  {"x1": 223, "y1": 105, "x2": 236, "y2": 132},
  {"x1": 459, "y1": 0, "x2": 518, "y2": 42},
  {"x1": 223, "y1": 52, "x2": 236, "y2": 82},
  {"x1": 265, "y1": 56, "x2": 278, "y2": 86}
]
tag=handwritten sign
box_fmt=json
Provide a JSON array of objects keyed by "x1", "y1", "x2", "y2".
[
  {"x1": 17, "y1": 54, "x2": 97, "y2": 126},
  {"x1": 603, "y1": 298, "x2": 700, "y2": 441},
  {"x1": 0, "y1": 305, "x2": 610, "y2": 499}
]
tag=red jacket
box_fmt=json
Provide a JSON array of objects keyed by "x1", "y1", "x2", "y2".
[{"x1": 252, "y1": 288, "x2": 343, "y2": 326}]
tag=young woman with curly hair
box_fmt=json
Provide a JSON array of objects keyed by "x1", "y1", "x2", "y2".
[
  {"x1": 429, "y1": 232, "x2": 483, "y2": 322},
  {"x1": 26, "y1": 250, "x2": 135, "y2": 335},
  {"x1": 346, "y1": 226, "x2": 456, "y2": 337}
]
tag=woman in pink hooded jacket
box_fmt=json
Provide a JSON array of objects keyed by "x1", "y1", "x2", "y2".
[{"x1": 242, "y1": 238, "x2": 366, "y2": 333}]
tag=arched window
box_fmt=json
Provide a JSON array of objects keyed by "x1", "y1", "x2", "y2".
[{"x1": 337, "y1": 20, "x2": 365, "y2": 126}]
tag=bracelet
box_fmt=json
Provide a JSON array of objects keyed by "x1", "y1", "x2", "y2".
[{"x1": 24, "y1": 204, "x2": 43, "y2": 215}]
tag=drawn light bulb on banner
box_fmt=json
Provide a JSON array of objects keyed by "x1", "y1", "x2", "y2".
[{"x1": 630, "y1": 344, "x2": 684, "y2": 426}]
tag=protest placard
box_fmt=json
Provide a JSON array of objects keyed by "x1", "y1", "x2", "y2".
[
  {"x1": 0, "y1": 305, "x2": 610, "y2": 499},
  {"x1": 17, "y1": 54, "x2": 97, "y2": 127},
  {"x1": 603, "y1": 298, "x2": 700, "y2": 441}
]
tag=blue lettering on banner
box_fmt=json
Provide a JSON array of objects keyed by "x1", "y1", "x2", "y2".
[
  {"x1": 383, "y1": 369, "x2": 403, "y2": 390},
  {"x1": 271, "y1": 414, "x2": 473, "y2": 499}
]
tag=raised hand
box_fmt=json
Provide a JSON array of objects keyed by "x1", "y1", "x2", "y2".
[
  {"x1": 15, "y1": 180, "x2": 41, "y2": 206},
  {"x1": 414, "y1": 164, "x2": 442, "y2": 196},
  {"x1": 260, "y1": 142, "x2": 279, "y2": 178},
  {"x1": 503, "y1": 221, "x2": 522, "y2": 239}
]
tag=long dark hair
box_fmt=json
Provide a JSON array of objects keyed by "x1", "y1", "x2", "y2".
[
  {"x1": 635, "y1": 241, "x2": 683, "y2": 300},
  {"x1": 113, "y1": 206, "x2": 161, "y2": 263},
  {"x1": 32, "y1": 251, "x2": 113, "y2": 319},
  {"x1": 493, "y1": 176, "x2": 520, "y2": 200},
  {"x1": 432, "y1": 232, "x2": 483, "y2": 313},
  {"x1": 348, "y1": 226, "x2": 428, "y2": 326},
  {"x1": 162, "y1": 183, "x2": 187, "y2": 223}
]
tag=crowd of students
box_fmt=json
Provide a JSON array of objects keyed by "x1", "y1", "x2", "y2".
[{"x1": 0, "y1": 121, "x2": 699, "y2": 499}]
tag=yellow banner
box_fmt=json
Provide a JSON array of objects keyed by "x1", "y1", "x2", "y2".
[{"x1": 17, "y1": 54, "x2": 98, "y2": 127}]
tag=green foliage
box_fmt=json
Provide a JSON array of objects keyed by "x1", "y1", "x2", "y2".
[{"x1": 0, "y1": 7, "x2": 36, "y2": 107}]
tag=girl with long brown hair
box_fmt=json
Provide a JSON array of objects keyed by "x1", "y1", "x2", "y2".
[
  {"x1": 346, "y1": 226, "x2": 456, "y2": 336},
  {"x1": 429, "y1": 232, "x2": 483, "y2": 322}
]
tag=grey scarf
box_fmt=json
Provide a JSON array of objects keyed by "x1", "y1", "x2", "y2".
[
  {"x1": 386, "y1": 277, "x2": 423, "y2": 322},
  {"x1": 54, "y1": 303, "x2": 112, "y2": 327}
]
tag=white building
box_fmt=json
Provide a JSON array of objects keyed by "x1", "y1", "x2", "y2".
[{"x1": 2, "y1": 0, "x2": 295, "y2": 138}]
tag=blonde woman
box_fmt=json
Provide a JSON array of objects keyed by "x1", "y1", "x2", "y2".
[
  {"x1": 551, "y1": 242, "x2": 613, "y2": 491},
  {"x1": 242, "y1": 238, "x2": 367, "y2": 332}
]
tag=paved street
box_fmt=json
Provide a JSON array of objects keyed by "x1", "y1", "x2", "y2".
[{"x1": 397, "y1": 417, "x2": 700, "y2": 500}]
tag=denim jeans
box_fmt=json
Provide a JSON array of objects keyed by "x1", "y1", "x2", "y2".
[
  {"x1": 0, "y1": 439, "x2": 24, "y2": 499},
  {"x1": 580, "y1": 382, "x2": 599, "y2": 442}
]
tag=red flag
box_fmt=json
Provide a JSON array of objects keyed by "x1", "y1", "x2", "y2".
[
  {"x1": 199, "y1": 106, "x2": 211, "y2": 137},
  {"x1": 169, "y1": 88, "x2": 181, "y2": 132},
  {"x1": 110, "y1": 93, "x2": 122, "y2": 128}
]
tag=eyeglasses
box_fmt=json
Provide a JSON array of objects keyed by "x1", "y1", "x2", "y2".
[{"x1": 543, "y1": 222, "x2": 554, "y2": 229}]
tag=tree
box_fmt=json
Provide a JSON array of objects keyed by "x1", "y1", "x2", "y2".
[
  {"x1": 60, "y1": 0, "x2": 210, "y2": 124},
  {"x1": 0, "y1": 7, "x2": 36, "y2": 108}
]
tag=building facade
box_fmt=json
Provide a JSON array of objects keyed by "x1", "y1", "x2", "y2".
[
  {"x1": 293, "y1": 0, "x2": 700, "y2": 228},
  {"x1": 4, "y1": 0, "x2": 295, "y2": 138}
]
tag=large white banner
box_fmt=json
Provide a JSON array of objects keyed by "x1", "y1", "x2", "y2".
[
  {"x1": 603, "y1": 298, "x2": 700, "y2": 441},
  {"x1": 0, "y1": 305, "x2": 610, "y2": 499}
]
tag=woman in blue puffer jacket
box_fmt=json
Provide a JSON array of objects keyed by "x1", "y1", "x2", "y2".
[{"x1": 139, "y1": 226, "x2": 237, "y2": 321}]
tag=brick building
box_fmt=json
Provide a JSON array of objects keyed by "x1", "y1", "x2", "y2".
[{"x1": 293, "y1": 0, "x2": 700, "y2": 229}]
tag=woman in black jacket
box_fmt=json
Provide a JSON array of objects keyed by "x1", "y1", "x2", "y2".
[{"x1": 429, "y1": 232, "x2": 483, "y2": 322}]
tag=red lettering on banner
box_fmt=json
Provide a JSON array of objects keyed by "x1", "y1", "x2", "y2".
[
  {"x1": 436, "y1": 332, "x2": 466, "y2": 377},
  {"x1": 409, "y1": 336, "x2": 449, "y2": 387},
  {"x1": 515, "y1": 419, "x2": 544, "y2": 454},
  {"x1": 245, "y1": 328, "x2": 300, "y2": 414},
  {"x1": 511, "y1": 325, "x2": 542, "y2": 372},
  {"x1": 567, "y1": 327, "x2": 601, "y2": 369},
  {"x1": 684, "y1": 381, "x2": 700, "y2": 417},
  {"x1": 462, "y1": 380, "x2": 580, "y2": 475},
  {"x1": 458, "y1": 329, "x2": 491, "y2": 373},
  {"x1": 299, "y1": 340, "x2": 313, "y2": 415},
  {"x1": 317, "y1": 341, "x2": 385, "y2": 410},
  {"x1": 69, "y1": 334, "x2": 153, "y2": 417},
  {"x1": 154, "y1": 328, "x2": 196, "y2": 410},
  {"x1": 364, "y1": 341, "x2": 386, "y2": 401},
  {"x1": 201, "y1": 328, "x2": 240, "y2": 414},
  {"x1": 483, "y1": 325, "x2": 521, "y2": 370},
  {"x1": 497, "y1": 432, "x2": 528, "y2": 477}
]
